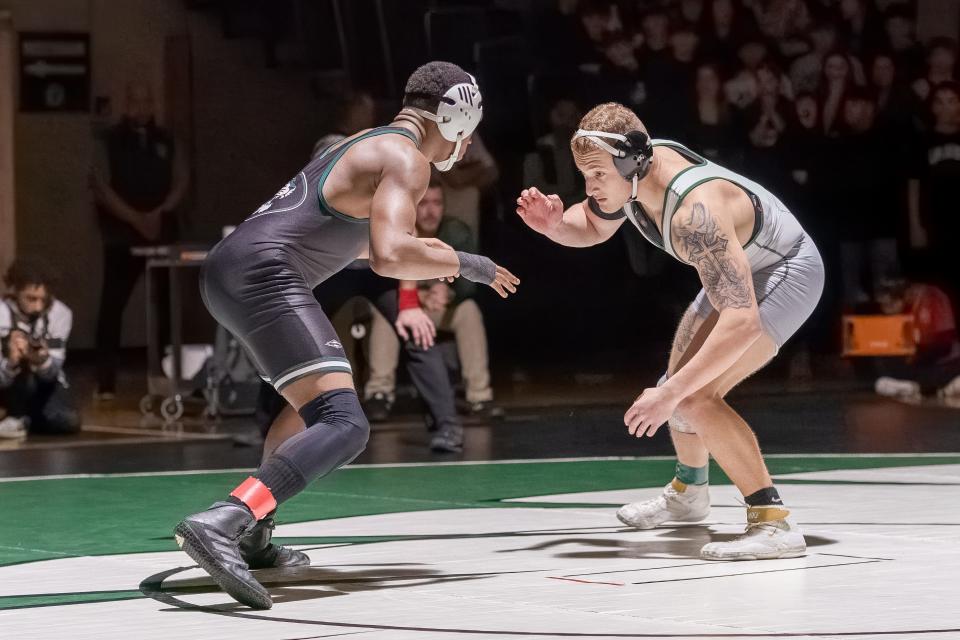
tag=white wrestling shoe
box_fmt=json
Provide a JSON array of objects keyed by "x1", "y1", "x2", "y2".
[
  {"x1": 617, "y1": 480, "x2": 710, "y2": 530},
  {"x1": 701, "y1": 517, "x2": 806, "y2": 561}
]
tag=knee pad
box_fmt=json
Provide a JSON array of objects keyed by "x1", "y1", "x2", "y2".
[
  {"x1": 669, "y1": 413, "x2": 697, "y2": 434},
  {"x1": 298, "y1": 388, "x2": 370, "y2": 458}
]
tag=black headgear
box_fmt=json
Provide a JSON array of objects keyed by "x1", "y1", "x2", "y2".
[{"x1": 572, "y1": 128, "x2": 653, "y2": 202}]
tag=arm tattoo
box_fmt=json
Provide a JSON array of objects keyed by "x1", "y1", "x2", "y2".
[{"x1": 674, "y1": 202, "x2": 753, "y2": 310}]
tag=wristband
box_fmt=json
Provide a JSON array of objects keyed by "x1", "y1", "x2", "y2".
[
  {"x1": 455, "y1": 251, "x2": 497, "y2": 285},
  {"x1": 398, "y1": 288, "x2": 420, "y2": 311}
]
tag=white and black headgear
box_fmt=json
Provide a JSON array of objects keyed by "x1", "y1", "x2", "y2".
[
  {"x1": 571, "y1": 128, "x2": 653, "y2": 202},
  {"x1": 404, "y1": 61, "x2": 483, "y2": 172}
]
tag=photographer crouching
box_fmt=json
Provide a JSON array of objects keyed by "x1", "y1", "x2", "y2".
[{"x1": 0, "y1": 259, "x2": 80, "y2": 438}]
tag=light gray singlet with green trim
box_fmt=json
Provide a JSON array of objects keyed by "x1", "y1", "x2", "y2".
[{"x1": 623, "y1": 140, "x2": 806, "y2": 271}]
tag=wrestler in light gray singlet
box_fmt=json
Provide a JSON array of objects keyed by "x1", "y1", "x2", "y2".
[{"x1": 623, "y1": 140, "x2": 825, "y2": 349}]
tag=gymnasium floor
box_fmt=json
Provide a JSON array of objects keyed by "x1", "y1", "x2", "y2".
[{"x1": 1, "y1": 365, "x2": 959, "y2": 639}]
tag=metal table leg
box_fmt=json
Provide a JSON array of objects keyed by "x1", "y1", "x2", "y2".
[{"x1": 162, "y1": 263, "x2": 185, "y2": 423}]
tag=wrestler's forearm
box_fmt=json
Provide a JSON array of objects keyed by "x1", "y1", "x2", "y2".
[
  {"x1": 546, "y1": 222, "x2": 601, "y2": 247},
  {"x1": 370, "y1": 235, "x2": 461, "y2": 280},
  {"x1": 661, "y1": 310, "x2": 762, "y2": 400},
  {"x1": 544, "y1": 203, "x2": 611, "y2": 248}
]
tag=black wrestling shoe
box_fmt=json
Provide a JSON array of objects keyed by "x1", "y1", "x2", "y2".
[
  {"x1": 240, "y1": 514, "x2": 310, "y2": 570},
  {"x1": 174, "y1": 501, "x2": 273, "y2": 609},
  {"x1": 430, "y1": 423, "x2": 463, "y2": 453}
]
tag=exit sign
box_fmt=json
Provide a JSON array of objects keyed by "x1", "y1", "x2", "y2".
[{"x1": 19, "y1": 32, "x2": 90, "y2": 112}]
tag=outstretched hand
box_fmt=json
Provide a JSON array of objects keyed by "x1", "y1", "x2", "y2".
[
  {"x1": 516, "y1": 187, "x2": 564, "y2": 236},
  {"x1": 489, "y1": 264, "x2": 520, "y2": 299}
]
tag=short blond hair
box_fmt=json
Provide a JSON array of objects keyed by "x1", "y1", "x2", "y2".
[{"x1": 571, "y1": 102, "x2": 647, "y2": 157}]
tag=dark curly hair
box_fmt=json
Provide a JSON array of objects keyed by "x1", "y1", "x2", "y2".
[
  {"x1": 4, "y1": 258, "x2": 58, "y2": 292},
  {"x1": 403, "y1": 61, "x2": 472, "y2": 112}
]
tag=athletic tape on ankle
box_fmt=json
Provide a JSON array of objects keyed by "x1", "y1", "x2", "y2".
[
  {"x1": 230, "y1": 477, "x2": 278, "y2": 520},
  {"x1": 747, "y1": 506, "x2": 790, "y2": 524},
  {"x1": 671, "y1": 478, "x2": 688, "y2": 493},
  {"x1": 675, "y1": 461, "x2": 709, "y2": 485}
]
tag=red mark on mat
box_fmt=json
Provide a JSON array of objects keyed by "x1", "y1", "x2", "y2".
[{"x1": 548, "y1": 576, "x2": 625, "y2": 587}]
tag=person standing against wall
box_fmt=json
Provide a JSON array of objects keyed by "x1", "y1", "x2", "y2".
[{"x1": 90, "y1": 81, "x2": 189, "y2": 401}]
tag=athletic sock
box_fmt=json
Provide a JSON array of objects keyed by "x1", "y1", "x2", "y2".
[
  {"x1": 744, "y1": 486, "x2": 783, "y2": 506},
  {"x1": 673, "y1": 461, "x2": 709, "y2": 491},
  {"x1": 253, "y1": 455, "x2": 307, "y2": 505},
  {"x1": 744, "y1": 486, "x2": 790, "y2": 523}
]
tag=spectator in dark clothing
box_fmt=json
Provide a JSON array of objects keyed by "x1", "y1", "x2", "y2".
[
  {"x1": 534, "y1": 0, "x2": 601, "y2": 71},
  {"x1": 786, "y1": 93, "x2": 837, "y2": 353},
  {"x1": 523, "y1": 98, "x2": 584, "y2": 206},
  {"x1": 599, "y1": 35, "x2": 642, "y2": 106},
  {"x1": 837, "y1": 0, "x2": 881, "y2": 55},
  {"x1": 699, "y1": 0, "x2": 756, "y2": 73},
  {"x1": 0, "y1": 259, "x2": 80, "y2": 438},
  {"x1": 750, "y1": 0, "x2": 813, "y2": 59},
  {"x1": 911, "y1": 38, "x2": 957, "y2": 110},
  {"x1": 790, "y1": 22, "x2": 839, "y2": 94},
  {"x1": 908, "y1": 81, "x2": 960, "y2": 292},
  {"x1": 786, "y1": 93, "x2": 826, "y2": 209},
  {"x1": 724, "y1": 39, "x2": 769, "y2": 110},
  {"x1": 574, "y1": 0, "x2": 619, "y2": 69},
  {"x1": 90, "y1": 81, "x2": 189, "y2": 400},
  {"x1": 871, "y1": 52, "x2": 916, "y2": 136},
  {"x1": 834, "y1": 89, "x2": 901, "y2": 307},
  {"x1": 744, "y1": 62, "x2": 793, "y2": 193},
  {"x1": 678, "y1": 0, "x2": 706, "y2": 29},
  {"x1": 819, "y1": 51, "x2": 862, "y2": 135},
  {"x1": 656, "y1": 27, "x2": 701, "y2": 136},
  {"x1": 688, "y1": 63, "x2": 740, "y2": 164},
  {"x1": 637, "y1": 11, "x2": 676, "y2": 126},
  {"x1": 881, "y1": 8, "x2": 925, "y2": 80}
]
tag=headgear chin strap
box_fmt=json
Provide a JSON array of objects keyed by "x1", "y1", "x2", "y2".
[
  {"x1": 572, "y1": 129, "x2": 653, "y2": 201},
  {"x1": 411, "y1": 74, "x2": 483, "y2": 172}
]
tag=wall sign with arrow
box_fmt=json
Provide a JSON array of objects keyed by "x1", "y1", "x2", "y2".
[{"x1": 19, "y1": 32, "x2": 90, "y2": 112}]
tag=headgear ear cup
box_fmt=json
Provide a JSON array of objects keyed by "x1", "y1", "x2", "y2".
[
  {"x1": 410, "y1": 74, "x2": 483, "y2": 172},
  {"x1": 612, "y1": 130, "x2": 653, "y2": 181}
]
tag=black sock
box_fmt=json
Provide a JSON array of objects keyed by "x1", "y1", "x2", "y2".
[
  {"x1": 254, "y1": 454, "x2": 308, "y2": 505},
  {"x1": 744, "y1": 486, "x2": 783, "y2": 507}
]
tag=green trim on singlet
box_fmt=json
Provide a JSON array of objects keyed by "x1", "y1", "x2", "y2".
[
  {"x1": 651, "y1": 140, "x2": 707, "y2": 260},
  {"x1": 653, "y1": 140, "x2": 707, "y2": 220},
  {"x1": 652, "y1": 141, "x2": 764, "y2": 259},
  {"x1": 316, "y1": 126, "x2": 420, "y2": 224}
]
